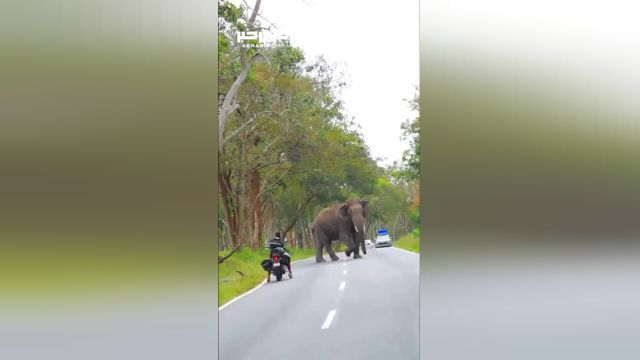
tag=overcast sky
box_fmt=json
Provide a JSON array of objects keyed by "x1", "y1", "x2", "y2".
[{"x1": 240, "y1": 0, "x2": 419, "y2": 167}]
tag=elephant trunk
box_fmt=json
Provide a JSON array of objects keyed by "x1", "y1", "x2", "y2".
[{"x1": 351, "y1": 216, "x2": 366, "y2": 249}]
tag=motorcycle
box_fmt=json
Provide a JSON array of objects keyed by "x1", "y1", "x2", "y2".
[{"x1": 261, "y1": 240, "x2": 292, "y2": 282}]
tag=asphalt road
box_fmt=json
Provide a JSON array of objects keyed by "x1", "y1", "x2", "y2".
[{"x1": 219, "y1": 246, "x2": 419, "y2": 360}]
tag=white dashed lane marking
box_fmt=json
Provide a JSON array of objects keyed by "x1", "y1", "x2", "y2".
[
  {"x1": 321, "y1": 310, "x2": 337, "y2": 330},
  {"x1": 339, "y1": 281, "x2": 346, "y2": 291}
]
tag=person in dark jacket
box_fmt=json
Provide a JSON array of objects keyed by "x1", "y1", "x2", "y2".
[{"x1": 267, "y1": 232, "x2": 286, "y2": 248}]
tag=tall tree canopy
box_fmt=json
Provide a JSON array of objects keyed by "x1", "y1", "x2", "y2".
[{"x1": 218, "y1": 0, "x2": 418, "y2": 260}]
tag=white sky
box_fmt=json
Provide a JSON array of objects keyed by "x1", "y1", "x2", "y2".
[{"x1": 241, "y1": 0, "x2": 419, "y2": 167}]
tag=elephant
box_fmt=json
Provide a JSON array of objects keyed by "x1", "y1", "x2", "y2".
[{"x1": 311, "y1": 199, "x2": 369, "y2": 263}]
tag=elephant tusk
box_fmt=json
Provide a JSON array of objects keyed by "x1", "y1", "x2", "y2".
[{"x1": 354, "y1": 224, "x2": 359, "y2": 233}]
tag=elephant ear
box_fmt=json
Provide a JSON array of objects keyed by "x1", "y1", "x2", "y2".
[{"x1": 339, "y1": 203, "x2": 350, "y2": 217}]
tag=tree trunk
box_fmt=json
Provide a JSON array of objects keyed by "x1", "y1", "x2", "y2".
[
  {"x1": 297, "y1": 228, "x2": 303, "y2": 250},
  {"x1": 282, "y1": 193, "x2": 314, "y2": 241},
  {"x1": 403, "y1": 211, "x2": 408, "y2": 233},
  {"x1": 262, "y1": 202, "x2": 273, "y2": 246},
  {"x1": 216, "y1": 0, "x2": 266, "y2": 264},
  {"x1": 219, "y1": 169, "x2": 239, "y2": 247},
  {"x1": 249, "y1": 162, "x2": 263, "y2": 249},
  {"x1": 219, "y1": 219, "x2": 230, "y2": 251},
  {"x1": 302, "y1": 217, "x2": 310, "y2": 248},
  {"x1": 368, "y1": 221, "x2": 375, "y2": 241},
  {"x1": 393, "y1": 212, "x2": 400, "y2": 239}
]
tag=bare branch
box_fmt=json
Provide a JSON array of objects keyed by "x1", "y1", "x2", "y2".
[
  {"x1": 241, "y1": 0, "x2": 278, "y2": 29},
  {"x1": 254, "y1": 159, "x2": 284, "y2": 173},
  {"x1": 261, "y1": 137, "x2": 280, "y2": 154},
  {"x1": 219, "y1": 58, "x2": 249, "y2": 152},
  {"x1": 257, "y1": 14, "x2": 279, "y2": 29},
  {"x1": 282, "y1": 192, "x2": 315, "y2": 237},
  {"x1": 222, "y1": 115, "x2": 259, "y2": 146},
  {"x1": 253, "y1": 167, "x2": 291, "y2": 207},
  {"x1": 249, "y1": 52, "x2": 270, "y2": 67},
  {"x1": 218, "y1": 242, "x2": 243, "y2": 264},
  {"x1": 245, "y1": 164, "x2": 289, "y2": 216},
  {"x1": 248, "y1": 0, "x2": 262, "y2": 24}
]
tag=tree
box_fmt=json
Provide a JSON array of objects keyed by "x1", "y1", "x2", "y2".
[
  {"x1": 218, "y1": 0, "x2": 264, "y2": 152},
  {"x1": 218, "y1": 0, "x2": 265, "y2": 261},
  {"x1": 393, "y1": 87, "x2": 420, "y2": 182},
  {"x1": 272, "y1": 58, "x2": 378, "y2": 241},
  {"x1": 218, "y1": 8, "x2": 381, "y2": 261},
  {"x1": 218, "y1": 2, "x2": 387, "y2": 262},
  {"x1": 387, "y1": 87, "x2": 420, "y2": 237}
]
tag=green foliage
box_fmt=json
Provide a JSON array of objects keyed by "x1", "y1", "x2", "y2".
[
  {"x1": 394, "y1": 233, "x2": 420, "y2": 253},
  {"x1": 218, "y1": 34, "x2": 230, "y2": 55},
  {"x1": 272, "y1": 42, "x2": 305, "y2": 74},
  {"x1": 394, "y1": 88, "x2": 420, "y2": 182},
  {"x1": 400, "y1": 117, "x2": 420, "y2": 178},
  {"x1": 217, "y1": 2, "x2": 415, "y2": 257},
  {"x1": 218, "y1": 0, "x2": 245, "y2": 31},
  {"x1": 218, "y1": 1, "x2": 243, "y2": 21},
  {"x1": 219, "y1": 14, "x2": 382, "y2": 248},
  {"x1": 368, "y1": 171, "x2": 410, "y2": 221},
  {"x1": 409, "y1": 206, "x2": 419, "y2": 225}
]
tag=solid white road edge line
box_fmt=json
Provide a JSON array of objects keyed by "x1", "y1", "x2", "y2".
[
  {"x1": 218, "y1": 278, "x2": 267, "y2": 311},
  {"x1": 339, "y1": 281, "x2": 346, "y2": 291},
  {"x1": 321, "y1": 310, "x2": 337, "y2": 330},
  {"x1": 218, "y1": 257, "x2": 309, "y2": 311},
  {"x1": 389, "y1": 246, "x2": 419, "y2": 256}
]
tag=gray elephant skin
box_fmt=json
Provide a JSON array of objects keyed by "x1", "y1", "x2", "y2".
[{"x1": 311, "y1": 199, "x2": 369, "y2": 263}]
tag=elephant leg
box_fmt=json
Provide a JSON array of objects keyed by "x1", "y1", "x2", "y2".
[
  {"x1": 316, "y1": 239, "x2": 326, "y2": 263},
  {"x1": 344, "y1": 234, "x2": 355, "y2": 257},
  {"x1": 353, "y1": 241, "x2": 362, "y2": 258},
  {"x1": 326, "y1": 240, "x2": 340, "y2": 261}
]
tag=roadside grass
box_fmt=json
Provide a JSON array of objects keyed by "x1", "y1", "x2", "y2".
[
  {"x1": 393, "y1": 233, "x2": 420, "y2": 253},
  {"x1": 218, "y1": 246, "x2": 316, "y2": 307}
]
